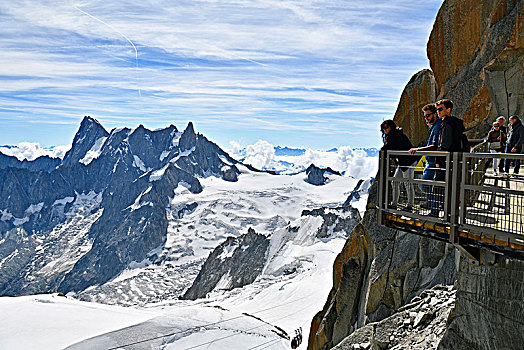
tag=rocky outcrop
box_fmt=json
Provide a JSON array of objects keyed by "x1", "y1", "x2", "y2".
[
  {"x1": 438, "y1": 252, "x2": 524, "y2": 350},
  {"x1": 427, "y1": 0, "x2": 523, "y2": 138},
  {"x1": 332, "y1": 285, "x2": 456, "y2": 350},
  {"x1": 393, "y1": 69, "x2": 437, "y2": 147},
  {"x1": 309, "y1": 221, "x2": 370, "y2": 350},
  {"x1": 182, "y1": 228, "x2": 270, "y2": 300},
  {"x1": 343, "y1": 178, "x2": 373, "y2": 206},
  {"x1": 301, "y1": 206, "x2": 361, "y2": 240},
  {"x1": 307, "y1": 181, "x2": 457, "y2": 350},
  {"x1": 306, "y1": 164, "x2": 341, "y2": 186}
]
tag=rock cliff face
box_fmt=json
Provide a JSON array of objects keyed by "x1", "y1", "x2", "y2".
[
  {"x1": 308, "y1": 1, "x2": 523, "y2": 349},
  {"x1": 307, "y1": 183, "x2": 456, "y2": 350},
  {"x1": 393, "y1": 69, "x2": 437, "y2": 147},
  {"x1": 438, "y1": 252, "x2": 524, "y2": 350},
  {"x1": 183, "y1": 228, "x2": 270, "y2": 300},
  {"x1": 427, "y1": 0, "x2": 523, "y2": 138}
]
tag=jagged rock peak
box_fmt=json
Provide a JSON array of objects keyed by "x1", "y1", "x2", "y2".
[
  {"x1": 62, "y1": 115, "x2": 109, "y2": 166},
  {"x1": 179, "y1": 121, "x2": 197, "y2": 150},
  {"x1": 184, "y1": 121, "x2": 195, "y2": 134},
  {"x1": 306, "y1": 164, "x2": 327, "y2": 186}
]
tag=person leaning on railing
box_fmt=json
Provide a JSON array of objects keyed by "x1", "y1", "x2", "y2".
[
  {"x1": 487, "y1": 121, "x2": 507, "y2": 175},
  {"x1": 380, "y1": 119, "x2": 417, "y2": 210},
  {"x1": 409, "y1": 103, "x2": 442, "y2": 215},
  {"x1": 504, "y1": 115, "x2": 524, "y2": 175}
]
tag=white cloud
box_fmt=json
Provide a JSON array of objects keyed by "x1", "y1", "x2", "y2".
[
  {"x1": 0, "y1": 142, "x2": 70, "y2": 161},
  {"x1": 242, "y1": 140, "x2": 276, "y2": 170},
  {"x1": 229, "y1": 140, "x2": 378, "y2": 179}
]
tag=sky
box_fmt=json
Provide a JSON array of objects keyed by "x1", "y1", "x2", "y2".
[{"x1": 0, "y1": 0, "x2": 443, "y2": 150}]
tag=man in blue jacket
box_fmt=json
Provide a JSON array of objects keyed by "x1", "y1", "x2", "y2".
[{"x1": 409, "y1": 103, "x2": 442, "y2": 215}]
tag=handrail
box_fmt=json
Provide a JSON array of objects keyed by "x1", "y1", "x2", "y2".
[{"x1": 377, "y1": 149, "x2": 524, "y2": 261}]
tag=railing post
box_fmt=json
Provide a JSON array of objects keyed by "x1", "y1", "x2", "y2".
[
  {"x1": 449, "y1": 152, "x2": 461, "y2": 244},
  {"x1": 378, "y1": 150, "x2": 386, "y2": 225},
  {"x1": 459, "y1": 152, "x2": 467, "y2": 229},
  {"x1": 444, "y1": 153, "x2": 451, "y2": 221}
]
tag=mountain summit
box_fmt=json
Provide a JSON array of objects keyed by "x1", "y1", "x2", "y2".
[{"x1": 0, "y1": 117, "x2": 241, "y2": 295}]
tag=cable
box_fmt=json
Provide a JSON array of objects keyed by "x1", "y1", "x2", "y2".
[
  {"x1": 107, "y1": 315, "x2": 245, "y2": 350},
  {"x1": 107, "y1": 291, "x2": 316, "y2": 349},
  {"x1": 247, "y1": 338, "x2": 283, "y2": 350},
  {"x1": 185, "y1": 299, "x2": 309, "y2": 350}
]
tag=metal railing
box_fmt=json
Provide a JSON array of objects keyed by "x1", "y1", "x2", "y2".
[{"x1": 378, "y1": 149, "x2": 524, "y2": 260}]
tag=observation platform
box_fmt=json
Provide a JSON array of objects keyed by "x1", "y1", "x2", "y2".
[{"x1": 377, "y1": 145, "x2": 524, "y2": 261}]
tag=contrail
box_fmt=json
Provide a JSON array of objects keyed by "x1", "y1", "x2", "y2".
[{"x1": 73, "y1": 4, "x2": 141, "y2": 96}]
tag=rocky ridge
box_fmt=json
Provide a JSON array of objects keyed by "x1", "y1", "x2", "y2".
[
  {"x1": 0, "y1": 117, "x2": 241, "y2": 296},
  {"x1": 305, "y1": 164, "x2": 341, "y2": 186},
  {"x1": 183, "y1": 205, "x2": 361, "y2": 301},
  {"x1": 331, "y1": 284, "x2": 456, "y2": 350},
  {"x1": 0, "y1": 153, "x2": 61, "y2": 172},
  {"x1": 183, "y1": 227, "x2": 270, "y2": 300}
]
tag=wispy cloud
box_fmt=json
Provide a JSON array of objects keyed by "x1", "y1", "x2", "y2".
[{"x1": 0, "y1": 0, "x2": 443, "y2": 149}]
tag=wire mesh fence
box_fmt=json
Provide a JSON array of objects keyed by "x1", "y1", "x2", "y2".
[
  {"x1": 462, "y1": 153, "x2": 524, "y2": 239},
  {"x1": 379, "y1": 149, "x2": 524, "y2": 255}
]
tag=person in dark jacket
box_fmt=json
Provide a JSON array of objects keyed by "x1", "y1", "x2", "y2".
[
  {"x1": 381, "y1": 119, "x2": 416, "y2": 209},
  {"x1": 504, "y1": 115, "x2": 524, "y2": 175},
  {"x1": 487, "y1": 121, "x2": 507, "y2": 175},
  {"x1": 436, "y1": 99, "x2": 466, "y2": 153},
  {"x1": 435, "y1": 99, "x2": 466, "y2": 180}
]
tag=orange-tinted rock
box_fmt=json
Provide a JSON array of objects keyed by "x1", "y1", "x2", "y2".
[
  {"x1": 461, "y1": 84, "x2": 493, "y2": 138},
  {"x1": 393, "y1": 69, "x2": 437, "y2": 147},
  {"x1": 427, "y1": 0, "x2": 521, "y2": 128}
]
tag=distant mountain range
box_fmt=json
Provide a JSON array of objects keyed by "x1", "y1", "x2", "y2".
[
  {"x1": 0, "y1": 116, "x2": 370, "y2": 304},
  {"x1": 273, "y1": 146, "x2": 379, "y2": 158}
]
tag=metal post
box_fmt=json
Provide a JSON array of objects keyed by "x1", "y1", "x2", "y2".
[
  {"x1": 459, "y1": 152, "x2": 467, "y2": 226},
  {"x1": 444, "y1": 153, "x2": 450, "y2": 220},
  {"x1": 450, "y1": 152, "x2": 460, "y2": 244},
  {"x1": 378, "y1": 150, "x2": 386, "y2": 225},
  {"x1": 385, "y1": 152, "x2": 390, "y2": 211}
]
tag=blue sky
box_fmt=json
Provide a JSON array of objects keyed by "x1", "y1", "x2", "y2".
[{"x1": 0, "y1": 0, "x2": 443, "y2": 150}]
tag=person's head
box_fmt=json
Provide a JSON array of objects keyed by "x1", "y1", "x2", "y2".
[
  {"x1": 492, "y1": 121, "x2": 500, "y2": 131},
  {"x1": 496, "y1": 116, "x2": 505, "y2": 126},
  {"x1": 380, "y1": 119, "x2": 396, "y2": 135},
  {"x1": 509, "y1": 115, "x2": 520, "y2": 125},
  {"x1": 436, "y1": 99, "x2": 453, "y2": 118},
  {"x1": 422, "y1": 103, "x2": 437, "y2": 125}
]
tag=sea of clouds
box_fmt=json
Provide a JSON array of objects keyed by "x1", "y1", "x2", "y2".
[
  {"x1": 0, "y1": 143, "x2": 70, "y2": 161},
  {"x1": 229, "y1": 140, "x2": 378, "y2": 179}
]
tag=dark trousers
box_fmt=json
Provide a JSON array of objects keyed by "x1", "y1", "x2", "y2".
[
  {"x1": 504, "y1": 145, "x2": 522, "y2": 173},
  {"x1": 498, "y1": 148, "x2": 505, "y2": 172}
]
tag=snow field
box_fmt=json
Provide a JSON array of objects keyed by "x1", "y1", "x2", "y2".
[{"x1": 0, "y1": 294, "x2": 158, "y2": 350}]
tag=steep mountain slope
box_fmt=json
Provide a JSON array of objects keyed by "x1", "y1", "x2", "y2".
[{"x1": 0, "y1": 117, "x2": 241, "y2": 296}]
